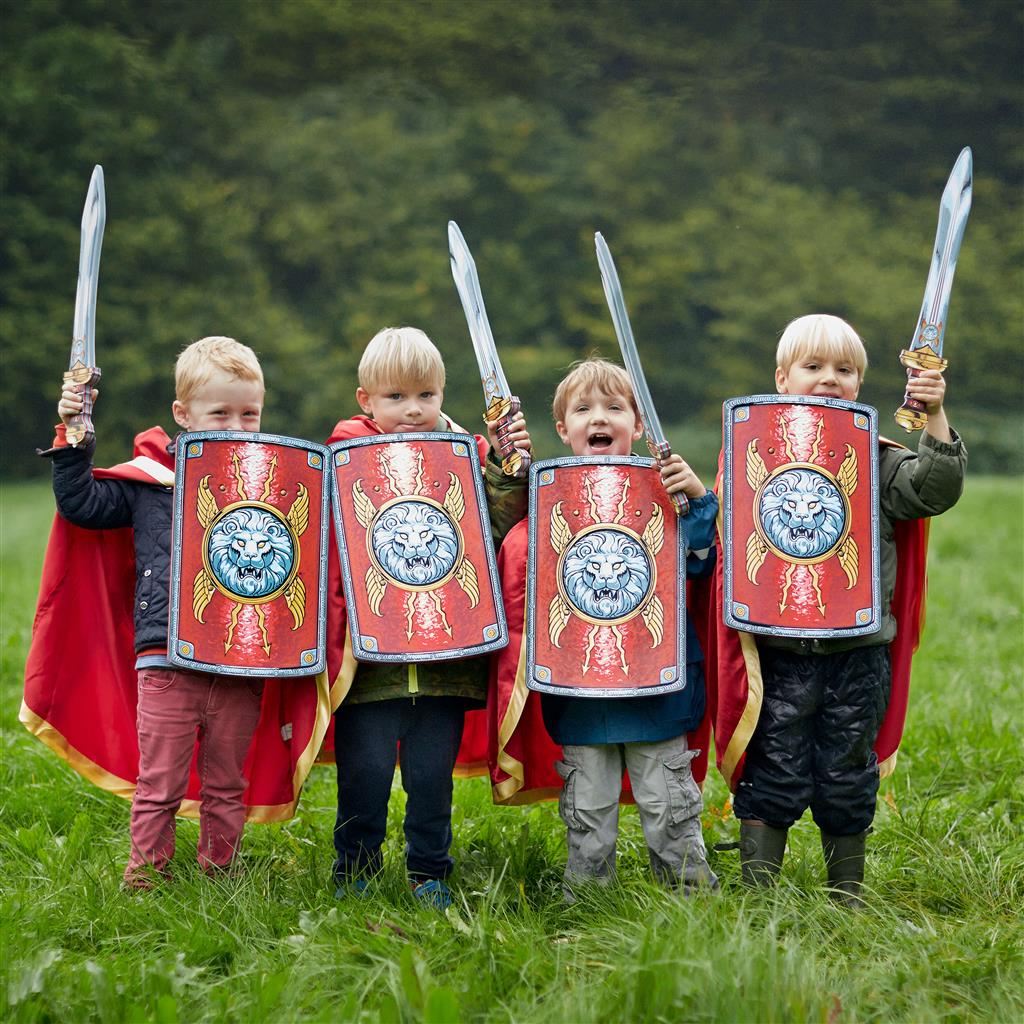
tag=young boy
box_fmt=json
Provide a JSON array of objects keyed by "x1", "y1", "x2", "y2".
[
  {"x1": 716, "y1": 314, "x2": 966, "y2": 904},
  {"x1": 34, "y1": 337, "x2": 294, "y2": 886},
  {"x1": 325, "y1": 326, "x2": 530, "y2": 909},
  {"x1": 490, "y1": 357, "x2": 719, "y2": 899}
]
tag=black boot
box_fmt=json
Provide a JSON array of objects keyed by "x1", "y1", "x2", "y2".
[
  {"x1": 739, "y1": 820, "x2": 788, "y2": 886},
  {"x1": 821, "y1": 829, "x2": 868, "y2": 908}
]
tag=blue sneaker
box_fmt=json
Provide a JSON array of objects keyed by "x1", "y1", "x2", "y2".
[
  {"x1": 334, "y1": 878, "x2": 371, "y2": 900},
  {"x1": 411, "y1": 878, "x2": 451, "y2": 910}
]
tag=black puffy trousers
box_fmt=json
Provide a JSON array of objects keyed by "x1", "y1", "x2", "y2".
[{"x1": 733, "y1": 644, "x2": 891, "y2": 836}]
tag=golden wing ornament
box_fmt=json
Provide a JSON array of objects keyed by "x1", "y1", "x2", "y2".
[
  {"x1": 641, "y1": 503, "x2": 665, "y2": 556},
  {"x1": 442, "y1": 472, "x2": 465, "y2": 521},
  {"x1": 745, "y1": 440, "x2": 768, "y2": 492},
  {"x1": 196, "y1": 475, "x2": 219, "y2": 529},
  {"x1": 836, "y1": 534, "x2": 859, "y2": 589},
  {"x1": 549, "y1": 502, "x2": 573, "y2": 555},
  {"x1": 192, "y1": 567, "x2": 215, "y2": 623},
  {"x1": 746, "y1": 532, "x2": 769, "y2": 584},
  {"x1": 352, "y1": 480, "x2": 378, "y2": 530},
  {"x1": 548, "y1": 593, "x2": 571, "y2": 648},
  {"x1": 641, "y1": 594, "x2": 665, "y2": 647},
  {"x1": 284, "y1": 574, "x2": 306, "y2": 629},
  {"x1": 286, "y1": 483, "x2": 309, "y2": 537},
  {"x1": 454, "y1": 557, "x2": 480, "y2": 607},
  {"x1": 365, "y1": 565, "x2": 388, "y2": 616},
  {"x1": 837, "y1": 445, "x2": 859, "y2": 498}
]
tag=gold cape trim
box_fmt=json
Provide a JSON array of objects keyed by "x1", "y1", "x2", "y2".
[
  {"x1": 20, "y1": 665, "x2": 333, "y2": 824},
  {"x1": 492, "y1": 613, "x2": 530, "y2": 804}
]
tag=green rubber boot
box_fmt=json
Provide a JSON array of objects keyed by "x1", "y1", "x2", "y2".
[
  {"x1": 821, "y1": 829, "x2": 868, "y2": 909},
  {"x1": 739, "y1": 820, "x2": 788, "y2": 886}
]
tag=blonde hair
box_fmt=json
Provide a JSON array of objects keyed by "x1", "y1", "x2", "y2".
[
  {"x1": 175, "y1": 336, "x2": 264, "y2": 404},
  {"x1": 552, "y1": 357, "x2": 639, "y2": 424},
  {"x1": 358, "y1": 327, "x2": 446, "y2": 391},
  {"x1": 776, "y1": 314, "x2": 868, "y2": 378}
]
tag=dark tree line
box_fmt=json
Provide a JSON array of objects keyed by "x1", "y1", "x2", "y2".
[{"x1": 3, "y1": 0, "x2": 1021, "y2": 478}]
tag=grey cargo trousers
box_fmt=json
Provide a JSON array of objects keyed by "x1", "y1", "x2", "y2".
[{"x1": 556, "y1": 735, "x2": 718, "y2": 895}]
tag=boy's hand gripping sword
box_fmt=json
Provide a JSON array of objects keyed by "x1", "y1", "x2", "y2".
[
  {"x1": 594, "y1": 231, "x2": 689, "y2": 516},
  {"x1": 895, "y1": 147, "x2": 972, "y2": 432},
  {"x1": 64, "y1": 165, "x2": 106, "y2": 447},
  {"x1": 448, "y1": 221, "x2": 530, "y2": 478}
]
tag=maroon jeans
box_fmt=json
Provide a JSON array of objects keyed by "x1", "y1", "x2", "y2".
[{"x1": 124, "y1": 667, "x2": 263, "y2": 882}]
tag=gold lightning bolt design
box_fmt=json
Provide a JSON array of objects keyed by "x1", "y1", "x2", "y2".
[
  {"x1": 259, "y1": 454, "x2": 278, "y2": 502},
  {"x1": 430, "y1": 591, "x2": 453, "y2": 637},
  {"x1": 810, "y1": 418, "x2": 824, "y2": 465},
  {"x1": 231, "y1": 451, "x2": 248, "y2": 500},
  {"x1": 611, "y1": 625, "x2": 629, "y2": 675},
  {"x1": 778, "y1": 414, "x2": 794, "y2": 462},
  {"x1": 405, "y1": 592, "x2": 416, "y2": 640},
  {"x1": 584, "y1": 477, "x2": 600, "y2": 524},
  {"x1": 382, "y1": 451, "x2": 403, "y2": 498},
  {"x1": 582, "y1": 625, "x2": 599, "y2": 675},
  {"x1": 225, "y1": 603, "x2": 242, "y2": 652},
  {"x1": 779, "y1": 563, "x2": 797, "y2": 614},
  {"x1": 256, "y1": 604, "x2": 271, "y2": 655},
  {"x1": 809, "y1": 565, "x2": 826, "y2": 617},
  {"x1": 413, "y1": 448, "x2": 425, "y2": 496},
  {"x1": 613, "y1": 479, "x2": 630, "y2": 525}
]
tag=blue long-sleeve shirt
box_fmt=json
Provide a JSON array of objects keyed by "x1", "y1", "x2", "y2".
[{"x1": 540, "y1": 489, "x2": 717, "y2": 745}]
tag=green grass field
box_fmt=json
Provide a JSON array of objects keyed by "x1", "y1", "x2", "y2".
[{"x1": 2, "y1": 478, "x2": 1022, "y2": 1023}]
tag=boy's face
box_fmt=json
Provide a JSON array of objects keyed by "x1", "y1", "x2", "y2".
[
  {"x1": 556, "y1": 386, "x2": 643, "y2": 458},
  {"x1": 172, "y1": 372, "x2": 264, "y2": 432},
  {"x1": 356, "y1": 380, "x2": 444, "y2": 433},
  {"x1": 775, "y1": 354, "x2": 861, "y2": 402}
]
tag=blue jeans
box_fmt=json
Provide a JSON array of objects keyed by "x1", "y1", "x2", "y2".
[{"x1": 332, "y1": 697, "x2": 467, "y2": 884}]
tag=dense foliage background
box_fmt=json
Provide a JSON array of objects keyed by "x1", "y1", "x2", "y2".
[{"x1": 3, "y1": 0, "x2": 1022, "y2": 477}]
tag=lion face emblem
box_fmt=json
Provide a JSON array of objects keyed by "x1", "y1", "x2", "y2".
[
  {"x1": 371, "y1": 499, "x2": 460, "y2": 588},
  {"x1": 561, "y1": 528, "x2": 653, "y2": 622},
  {"x1": 207, "y1": 506, "x2": 296, "y2": 599},
  {"x1": 758, "y1": 468, "x2": 846, "y2": 559}
]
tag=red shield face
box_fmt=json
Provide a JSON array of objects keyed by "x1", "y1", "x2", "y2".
[
  {"x1": 722, "y1": 397, "x2": 880, "y2": 637},
  {"x1": 169, "y1": 433, "x2": 331, "y2": 675},
  {"x1": 331, "y1": 433, "x2": 507, "y2": 661},
  {"x1": 527, "y1": 457, "x2": 686, "y2": 698}
]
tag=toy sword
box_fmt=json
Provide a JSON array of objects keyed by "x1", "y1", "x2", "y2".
[
  {"x1": 895, "y1": 147, "x2": 972, "y2": 432},
  {"x1": 65, "y1": 165, "x2": 106, "y2": 447},
  {"x1": 595, "y1": 232, "x2": 689, "y2": 516},
  {"x1": 448, "y1": 220, "x2": 529, "y2": 477}
]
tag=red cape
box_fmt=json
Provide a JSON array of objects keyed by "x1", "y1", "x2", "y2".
[
  {"x1": 322, "y1": 415, "x2": 491, "y2": 775},
  {"x1": 487, "y1": 519, "x2": 715, "y2": 804},
  {"x1": 705, "y1": 440, "x2": 929, "y2": 791},
  {"x1": 20, "y1": 427, "x2": 332, "y2": 822}
]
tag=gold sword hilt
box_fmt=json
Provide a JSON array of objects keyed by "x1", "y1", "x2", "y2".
[
  {"x1": 894, "y1": 345, "x2": 947, "y2": 433},
  {"x1": 64, "y1": 361, "x2": 102, "y2": 447},
  {"x1": 483, "y1": 394, "x2": 530, "y2": 478}
]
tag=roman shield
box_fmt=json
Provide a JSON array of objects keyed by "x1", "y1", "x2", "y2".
[
  {"x1": 722, "y1": 396, "x2": 880, "y2": 638},
  {"x1": 330, "y1": 433, "x2": 506, "y2": 662},
  {"x1": 526, "y1": 456, "x2": 686, "y2": 698},
  {"x1": 168, "y1": 432, "x2": 331, "y2": 676}
]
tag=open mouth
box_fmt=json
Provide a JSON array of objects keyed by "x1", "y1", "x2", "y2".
[
  {"x1": 588, "y1": 433, "x2": 613, "y2": 450},
  {"x1": 787, "y1": 527, "x2": 814, "y2": 540},
  {"x1": 238, "y1": 566, "x2": 264, "y2": 580},
  {"x1": 595, "y1": 587, "x2": 618, "y2": 600},
  {"x1": 405, "y1": 556, "x2": 430, "y2": 569}
]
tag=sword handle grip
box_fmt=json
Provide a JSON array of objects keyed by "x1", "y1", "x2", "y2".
[
  {"x1": 894, "y1": 348, "x2": 947, "y2": 433},
  {"x1": 64, "y1": 363, "x2": 102, "y2": 447},
  {"x1": 647, "y1": 438, "x2": 690, "y2": 517},
  {"x1": 485, "y1": 395, "x2": 531, "y2": 478}
]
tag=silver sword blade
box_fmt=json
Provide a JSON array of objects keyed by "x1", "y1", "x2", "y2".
[
  {"x1": 594, "y1": 232, "x2": 669, "y2": 451},
  {"x1": 70, "y1": 165, "x2": 106, "y2": 370},
  {"x1": 909, "y1": 147, "x2": 972, "y2": 356},
  {"x1": 448, "y1": 221, "x2": 511, "y2": 405}
]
